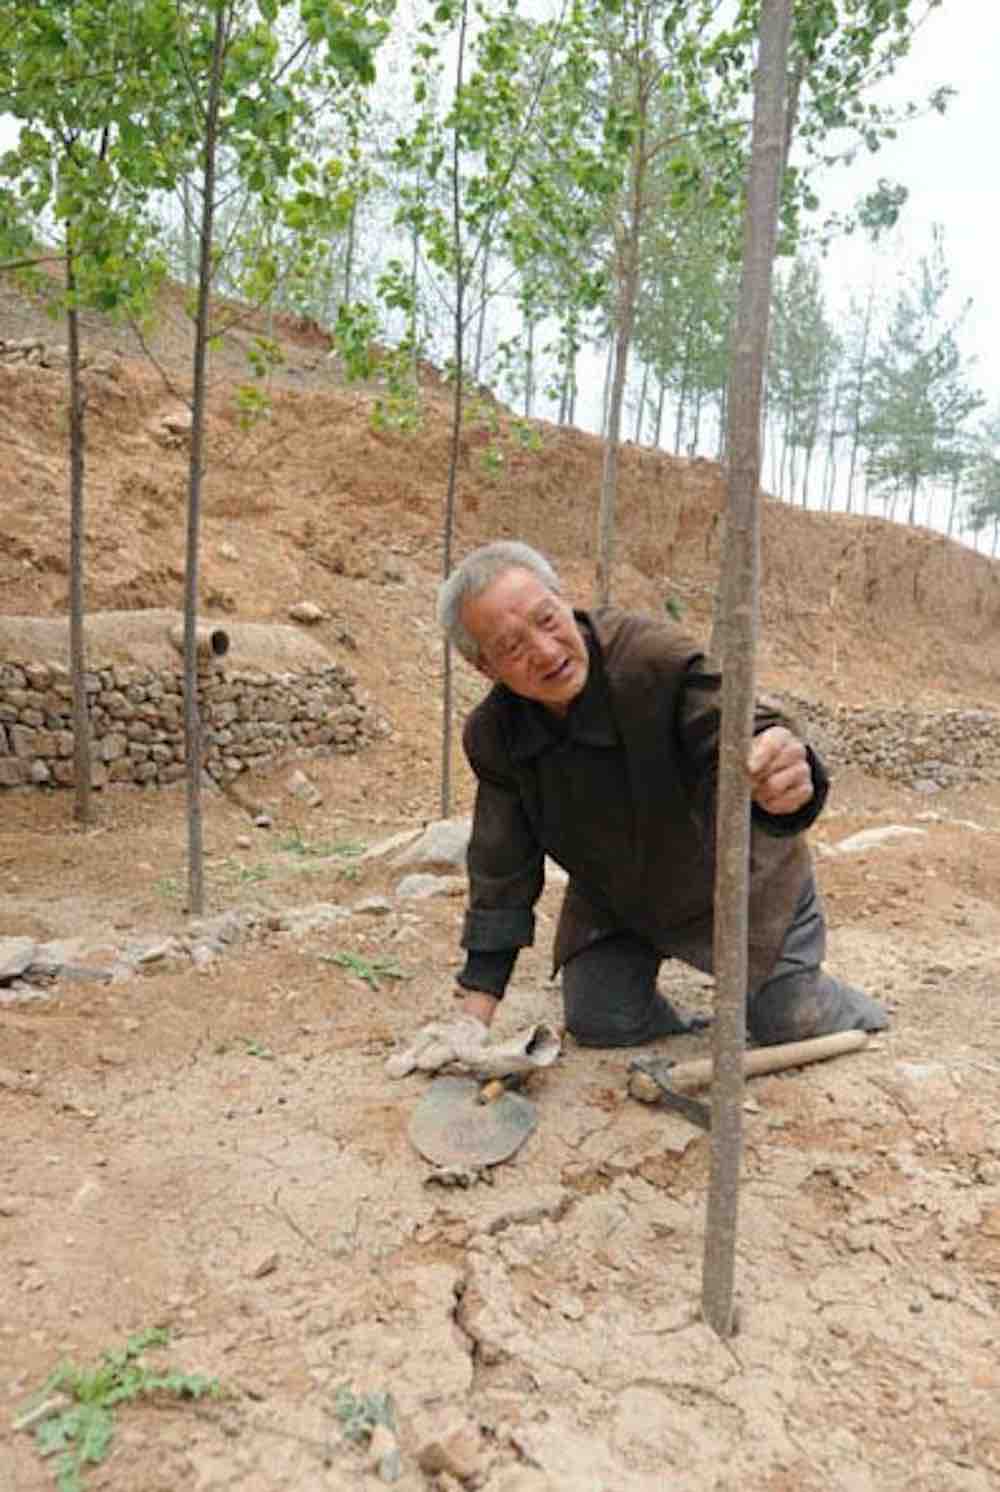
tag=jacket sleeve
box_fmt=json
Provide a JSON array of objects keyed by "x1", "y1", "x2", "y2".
[
  {"x1": 456, "y1": 704, "x2": 545, "y2": 997},
  {"x1": 676, "y1": 654, "x2": 828, "y2": 837}
]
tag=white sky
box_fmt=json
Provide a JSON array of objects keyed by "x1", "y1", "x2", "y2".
[
  {"x1": 1, "y1": 1, "x2": 992, "y2": 409},
  {"x1": 812, "y1": 0, "x2": 999, "y2": 405}
]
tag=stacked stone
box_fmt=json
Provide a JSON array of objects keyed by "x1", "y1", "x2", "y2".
[
  {"x1": 779, "y1": 694, "x2": 1000, "y2": 789},
  {"x1": 0, "y1": 659, "x2": 377, "y2": 791}
]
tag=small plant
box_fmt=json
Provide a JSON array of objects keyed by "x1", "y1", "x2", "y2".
[
  {"x1": 510, "y1": 416, "x2": 542, "y2": 452},
  {"x1": 319, "y1": 951, "x2": 408, "y2": 992},
  {"x1": 334, "y1": 1385, "x2": 395, "y2": 1444},
  {"x1": 15, "y1": 1327, "x2": 220, "y2": 1492},
  {"x1": 234, "y1": 861, "x2": 272, "y2": 885},
  {"x1": 240, "y1": 1036, "x2": 275, "y2": 1060},
  {"x1": 278, "y1": 832, "x2": 365, "y2": 861},
  {"x1": 664, "y1": 595, "x2": 685, "y2": 621},
  {"x1": 481, "y1": 443, "x2": 505, "y2": 475}
]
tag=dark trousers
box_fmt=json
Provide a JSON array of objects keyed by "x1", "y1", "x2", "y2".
[{"x1": 561, "y1": 877, "x2": 826, "y2": 1047}]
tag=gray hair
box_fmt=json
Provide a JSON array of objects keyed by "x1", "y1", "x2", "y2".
[{"x1": 437, "y1": 541, "x2": 562, "y2": 665}]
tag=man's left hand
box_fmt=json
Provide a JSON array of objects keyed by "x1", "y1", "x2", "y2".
[{"x1": 747, "y1": 726, "x2": 813, "y2": 815}]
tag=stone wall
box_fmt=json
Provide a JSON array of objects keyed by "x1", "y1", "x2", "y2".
[
  {"x1": 0, "y1": 657, "x2": 379, "y2": 791},
  {"x1": 780, "y1": 695, "x2": 1000, "y2": 791}
]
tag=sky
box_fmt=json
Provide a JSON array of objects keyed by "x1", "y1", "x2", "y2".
[
  {"x1": 811, "y1": 0, "x2": 999, "y2": 404},
  {"x1": 2, "y1": 2, "x2": 994, "y2": 446}
]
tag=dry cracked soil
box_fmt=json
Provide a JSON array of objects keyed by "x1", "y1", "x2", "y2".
[{"x1": 1, "y1": 275, "x2": 1000, "y2": 1492}]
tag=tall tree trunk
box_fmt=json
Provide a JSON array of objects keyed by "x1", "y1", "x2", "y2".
[
  {"x1": 596, "y1": 72, "x2": 649, "y2": 605},
  {"x1": 703, "y1": 0, "x2": 792, "y2": 1342},
  {"x1": 558, "y1": 365, "x2": 570, "y2": 425},
  {"x1": 65, "y1": 248, "x2": 92, "y2": 825},
  {"x1": 183, "y1": 0, "x2": 230, "y2": 916},
  {"x1": 343, "y1": 196, "x2": 357, "y2": 308},
  {"x1": 653, "y1": 377, "x2": 666, "y2": 447},
  {"x1": 596, "y1": 298, "x2": 635, "y2": 603},
  {"x1": 846, "y1": 283, "x2": 875, "y2": 515},
  {"x1": 782, "y1": 408, "x2": 794, "y2": 495},
  {"x1": 409, "y1": 222, "x2": 421, "y2": 412},
  {"x1": 946, "y1": 472, "x2": 959, "y2": 536},
  {"x1": 473, "y1": 236, "x2": 490, "y2": 382},
  {"x1": 691, "y1": 387, "x2": 704, "y2": 455},
  {"x1": 600, "y1": 337, "x2": 614, "y2": 437},
  {"x1": 440, "y1": 0, "x2": 471, "y2": 817},
  {"x1": 523, "y1": 313, "x2": 535, "y2": 418},
  {"x1": 634, "y1": 362, "x2": 648, "y2": 443},
  {"x1": 822, "y1": 375, "x2": 842, "y2": 511},
  {"x1": 674, "y1": 351, "x2": 690, "y2": 455},
  {"x1": 801, "y1": 439, "x2": 815, "y2": 508}
]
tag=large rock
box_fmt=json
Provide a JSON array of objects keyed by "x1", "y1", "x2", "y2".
[
  {"x1": 392, "y1": 817, "x2": 471, "y2": 871},
  {"x1": 829, "y1": 825, "x2": 927, "y2": 855},
  {"x1": 0, "y1": 937, "x2": 35, "y2": 983}
]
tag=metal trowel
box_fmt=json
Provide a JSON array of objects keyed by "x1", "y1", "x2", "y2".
[{"x1": 407, "y1": 1073, "x2": 538, "y2": 1168}]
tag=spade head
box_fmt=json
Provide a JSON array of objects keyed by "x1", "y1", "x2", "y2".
[{"x1": 408, "y1": 1075, "x2": 537, "y2": 1168}]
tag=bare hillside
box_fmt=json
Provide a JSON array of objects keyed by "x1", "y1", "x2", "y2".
[{"x1": 3, "y1": 280, "x2": 1000, "y2": 1492}]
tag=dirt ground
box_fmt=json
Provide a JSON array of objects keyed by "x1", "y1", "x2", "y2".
[{"x1": 2, "y1": 278, "x2": 1000, "y2": 1491}]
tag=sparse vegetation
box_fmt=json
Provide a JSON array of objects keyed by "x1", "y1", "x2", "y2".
[
  {"x1": 333, "y1": 1384, "x2": 396, "y2": 1443},
  {"x1": 14, "y1": 1328, "x2": 220, "y2": 1492},
  {"x1": 319, "y1": 951, "x2": 408, "y2": 991}
]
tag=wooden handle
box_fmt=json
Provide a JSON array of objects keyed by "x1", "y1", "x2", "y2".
[{"x1": 665, "y1": 1029, "x2": 869, "y2": 1094}]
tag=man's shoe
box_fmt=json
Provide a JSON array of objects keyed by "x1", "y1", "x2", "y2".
[{"x1": 748, "y1": 971, "x2": 888, "y2": 1047}]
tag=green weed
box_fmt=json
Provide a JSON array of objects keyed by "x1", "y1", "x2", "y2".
[
  {"x1": 278, "y1": 831, "x2": 365, "y2": 861},
  {"x1": 334, "y1": 1385, "x2": 395, "y2": 1443},
  {"x1": 319, "y1": 952, "x2": 408, "y2": 992},
  {"x1": 214, "y1": 857, "x2": 272, "y2": 885},
  {"x1": 240, "y1": 1036, "x2": 275, "y2": 1060},
  {"x1": 15, "y1": 1328, "x2": 220, "y2": 1492}
]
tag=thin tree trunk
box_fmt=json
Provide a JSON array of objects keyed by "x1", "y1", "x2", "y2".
[
  {"x1": 822, "y1": 375, "x2": 841, "y2": 510},
  {"x1": 473, "y1": 236, "x2": 490, "y2": 381},
  {"x1": 946, "y1": 473, "x2": 959, "y2": 536},
  {"x1": 182, "y1": 177, "x2": 195, "y2": 287},
  {"x1": 634, "y1": 362, "x2": 648, "y2": 444},
  {"x1": 801, "y1": 440, "x2": 815, "y2": 508},
  {"x1": 409, "y1": 223, "x2": 421, "y2": 412},
  {"x1": 184, "y1": 0, "x2": 230, "y2": 916},
  {"x1": 343, "y1": 197, "x2": 356, "y2": 307},
  {"x1": 782, "y1": 408, "x2": 794, "y2": 495},
  {"x1": 523, "y1": 314, "x2": 535, "y2": 418},
  {"x1": 653, "y1": 377, "x2": 666, "y2": 447},
  {"x1": 846, "y1": 283, "x2": 875, "y2": 515},
  {"x1": 703, "y1": 0, "x2": 792, "y2": 1342},
  {"x1": 597, "y1": 307, "x2": 633, "y2": 603},
  {"x1": 674, "y1": 353, "x2": 690, "y2": 455},
  {"x1": 596, "y1": 41, "x2": 655, "y2": 607},
  {"x1": 558, "y1": 366, "x2": 570, "y2": 425},
  {"x1": 65, "y1": 250, "x2": 92, "y2": 825},
  {"x1": 600, "y1": 337, "x2": 614, "y2": 437},
  {"x1": 691, "y1": 387, "x2": 704, "y2": 455},
  {"x1": 440, "y1": 0, "x2": 471, "y2": 817}
]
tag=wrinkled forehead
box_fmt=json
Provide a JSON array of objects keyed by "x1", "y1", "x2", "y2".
[{"x1": 462, "y1": 567, "x2": 562, "y2": 648}]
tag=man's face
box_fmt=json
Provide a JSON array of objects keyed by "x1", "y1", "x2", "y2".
[{"x1": 460, "y1": 567, "x2": 589, "y2": 715}]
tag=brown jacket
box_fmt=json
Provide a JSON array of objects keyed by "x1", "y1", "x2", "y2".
[{"x1": 460, "y1": 607, "x2": 826, "y2": 992}]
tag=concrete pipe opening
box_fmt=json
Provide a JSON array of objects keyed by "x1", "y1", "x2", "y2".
[{"x1": 167, "y1": 623, "x2": 231, "y2": 661}]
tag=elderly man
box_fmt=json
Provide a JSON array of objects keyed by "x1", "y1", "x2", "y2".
[{"x1": 400, "y1": 540, "x2": 887, "y2": 1069}]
